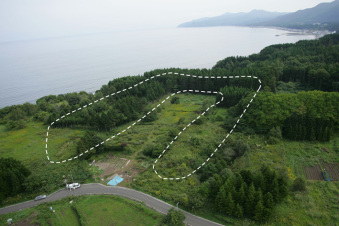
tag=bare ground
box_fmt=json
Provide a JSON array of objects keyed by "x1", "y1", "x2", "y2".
[{"x1": 94, "y1": 156, "x2": 130, "y2": 181}]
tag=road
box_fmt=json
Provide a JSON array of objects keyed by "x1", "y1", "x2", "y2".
[{"x1": 0, "y1": 183, "x2": 223, "y2": 226}]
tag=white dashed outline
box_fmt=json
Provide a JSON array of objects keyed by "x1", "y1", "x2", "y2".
[{"x1": 45, "y1": 72, "x2": 261, "y2": 180}]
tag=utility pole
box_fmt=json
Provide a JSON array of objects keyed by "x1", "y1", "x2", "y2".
[
  {"x1": 69, "y1": 170, "x2": 74, "y2": 183},
  {"x1": 176, "y1": 202, "x2": 179, "y2": 210},
  {"x1": 93, "y1": 167, "x2": 96, "y2": 181},
  {"x1": 126, "y1": 171, "x2": 130, "y2": 187}
]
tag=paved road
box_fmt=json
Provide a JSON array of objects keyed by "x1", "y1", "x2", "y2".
[{"x1": 0, "y1": 183, "x2": 223, "y2": 226}]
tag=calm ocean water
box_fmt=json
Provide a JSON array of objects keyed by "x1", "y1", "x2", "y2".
[{"x1": 0, "y1": 26, "x2": 315, "y2": 108}]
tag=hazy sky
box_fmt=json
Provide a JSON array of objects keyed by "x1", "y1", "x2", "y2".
[{"x1": 0, "y1": 0, "x2": 334, "y2": 42}]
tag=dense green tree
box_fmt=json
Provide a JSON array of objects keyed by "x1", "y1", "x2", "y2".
[
  {"x1": 253, "y1": 200, "x2": 266, "y2": 222},
  {"x1": 0, "y1": 158, "x2": 31, "y2": 202},
  {"x1": 238, "y1": 183, "x2": 246, "y2": 206},
  {"x1": 225, "y1": 192, "x2": 235, "y2": 216},
  {"x1": 245, "y1": 182, "x2": 256, "y2": 216},
  {"x1": 215, "y1": 186, "x2": 226, "y2": 212},
  {"x1": 264, "y1": 192, "x2": 274, "y2": 210},
  {"x1": 234, "y1": 203, "x2": 243, "y2": 218}
]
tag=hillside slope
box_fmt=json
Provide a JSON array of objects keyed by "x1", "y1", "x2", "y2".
[
  {"x1": 178, "y1": 10, "x2": 287, "y2": 27},
  {"x1": 178, "y1": 1, "x2": 339, "y2": 30},
  {"x1": 257, "y1": 0, "x2": 339, "y2": 28}
]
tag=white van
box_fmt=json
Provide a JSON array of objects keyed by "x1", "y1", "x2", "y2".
[{"x1": 66, "y1": 183, "x2": 81, "y2": 190}]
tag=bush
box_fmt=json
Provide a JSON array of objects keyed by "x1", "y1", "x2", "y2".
[
  {"x1": 190, "y1": 137, "x2": 201, "y2": 146},
  {"x1": 34, "y1": 111, "x2": 49, "y2": 123},
  {"x1": 177, "y1": 117, "x2": 185, "y2": 125},
  {"x1": 234, "y1": 141, "x2": 249, "y2": 157},
  {"x1": 194, "y1": 117, "x2": 204, "y2": 125},
  {"x1": 215, "y1": 115, "x2": 223, "y2": 121},
  {"x1": 5, "y1": 119, "x2": 26, "y2": 130},
  {"x1": 168, "y1": 128, "x2": 179, "y2": 139},
  {"x1": 142, "y1": 143, "x2": 163, "y2": 158},
  {"x1": 77, "y1": 131, "x2": 105, "y2": 159},
  {"x1": 267, "y1": 136, "x2": 279, "y2": 145},
  {"x1": 292, "y1": 177, "x2": 306, "y2": 192},
  {"x1": 171, "y1": 97, "x2": 180, "y2": 104},
  {"x1": 162, "y1": 207, "x2": 185, "y2": 226},
  {"x1": 268, "y1": 127, "x2": 282, "y2": 139}
]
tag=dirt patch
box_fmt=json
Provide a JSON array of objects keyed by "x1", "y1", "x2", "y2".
[
  {"x1": 117, "y1": 161, "x2": 148, "y2": 187},
  {"x1": 106, "y1": 173, "x2": 124, "y2": 181},
  {"x1": 94, "y1": 156, "x2": 129, "y2": 179},
  {"x1": 12, "y1": 211, "x2": 38, "y2": 226},
  {"x1": 305, "y1": 163, "x2": 339, "y2": 181}
]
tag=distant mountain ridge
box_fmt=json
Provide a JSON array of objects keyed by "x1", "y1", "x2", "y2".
[
  {"x1": 178, "y1": 10, "x2": 288, "y2": 27},
  {"x1": 256, "y1": 0, "x2": 339, "y2": 27},
  {"x1": 178, "y1": 0, "x2": 339, "y2": 30}
]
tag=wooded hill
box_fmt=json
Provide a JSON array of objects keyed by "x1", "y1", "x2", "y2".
[{"x1": 178, "y1": 0, "x2": 339, "y2": 31}]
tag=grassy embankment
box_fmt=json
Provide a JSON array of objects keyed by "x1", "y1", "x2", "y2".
[{"x1": 0, "y1": 195, "x2": 164, "y2": 225}]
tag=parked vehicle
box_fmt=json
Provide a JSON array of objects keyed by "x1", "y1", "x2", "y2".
[
  {"x1": 34, "y1": 195, "x2": 47, "y2": 201},
  {"x1": 66, "y1": 183, "x2": 81, "y2": 190}
]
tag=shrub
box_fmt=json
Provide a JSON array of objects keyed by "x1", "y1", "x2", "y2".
[
  {"x1": 292, "y1": 177, "x2": 306, "y2": 192},
  {"x1": 177, "y1": 117, "x2": 185, "y2": 125},
  {"x1": 267, "y1": 136, "x2": 279, "y2": 145},
  {"x1": 268, "y1": 127, "x2": 282, "y2": 139},
  {"x1": 194, "y1": 117, "x2": 204, "y2": 125},
  {"x1": 162, "y1": 207, "x2": 185, "y2": 226},
  {"x1": 5, "y1": 119, "x2": 26, "y2": 130},
  {"x1": 168, "y1": 128, "x2": 179, "y2": 139},
  {"x1": 190, "y1": 137, "x2": 201, "y2": 146},
  {"x1": 171, "y1": 97, "x2": 180, "y2": 104},
  {"x1": 234, "y1": 141, "x2": 249, "y2": 157},
  {"x1": 215, "y1": 115, "x2": 223, "y2": 121}
]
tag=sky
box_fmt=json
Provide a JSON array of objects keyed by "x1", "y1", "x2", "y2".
[{"x1": 0, "y1": 0, "x2": 334, "y2": 42}]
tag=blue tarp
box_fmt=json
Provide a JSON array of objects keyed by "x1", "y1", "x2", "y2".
[
  {"x1": 107, "y1": 176, "x2": 124, "y2": 186},
  {"x1": 322, "y1": 171, "x2": 331, "y2": 181}
]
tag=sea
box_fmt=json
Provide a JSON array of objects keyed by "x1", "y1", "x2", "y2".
[{"x1": 0, "y1": 26, "x2": 315, "y2": 108}]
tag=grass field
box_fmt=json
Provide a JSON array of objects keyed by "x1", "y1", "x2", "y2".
[
  {"x1": 0, "y1": 195, "x2": 164, "y2": 225},
  {"x1": 0, "y1": 122, "x2": 85, "y2": 166}
]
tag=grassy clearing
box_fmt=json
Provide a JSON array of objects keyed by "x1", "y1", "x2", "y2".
[
  {"x1": 75, "y1": 195, "x2": 163, "y2": 225},
  {"x1": 231, "y1": 132, "x2": 339, "y2": 178},
  {"x1": 0, "y1": 122, "x2": 85, "y2": 167},
  {"x1": 0, "y1": 195, "x2": 164, "y2": 225}
]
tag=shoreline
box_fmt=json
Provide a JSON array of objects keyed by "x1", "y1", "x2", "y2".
[{"x1": 178, "y1": 25, "x2": 336, "y2": 38}]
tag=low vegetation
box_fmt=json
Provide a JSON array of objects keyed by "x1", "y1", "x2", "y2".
[{"x1": 0, "y1": 195, "x2": 164, "y2": 225}]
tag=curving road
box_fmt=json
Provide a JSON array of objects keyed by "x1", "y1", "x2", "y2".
[{"x1": 0, "y1": 183, "x2": 223, "y2": 226}]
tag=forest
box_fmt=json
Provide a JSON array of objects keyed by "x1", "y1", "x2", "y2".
[{"x1": 0, "y1": 34, "x2": 338, "y2": 224}]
